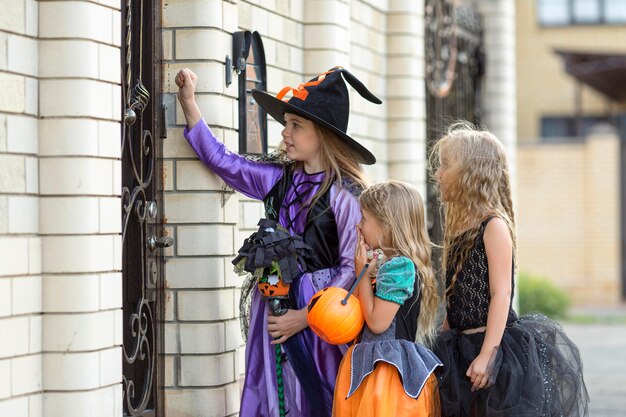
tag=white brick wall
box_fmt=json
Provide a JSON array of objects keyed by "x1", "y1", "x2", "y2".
[
  {"x1": 161, "y1": 1, "x2": 425, "y2": 415},
  {"x1": 385, "y1": 0, "x2": 427, "y2": 194},
  {"x1": 37, "y1": 0, "x2": 122, "y2": 413},
  {"x1": 476, "y1": 0, "x2": 518, "y2": 305},
  {"x1": 164, "y1": 389, "x2": 229, "y2": 417},
  {"x1": 476, "y1": 0, "x2": 517, "y2": 179},
  {"x1": 162, "y1": 0, "x2": 245, "y2": 415},
  {"x1": 1, "y1": 0, "x2": 123, "y2": 414},
  {"x1": 0, "y1": 0, "x2": 42, "y2": 412},
  {"x1": 350, "y1": 1, "x2": 390, "y2": 182},
  {"x1": 1, "y1": 0, "x2": 517, "y2": 415},
  {"x1": 43, "y1": 385, "x2": 122, "y2": 417}
]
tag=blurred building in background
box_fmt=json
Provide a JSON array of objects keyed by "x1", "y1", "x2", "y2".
[
  {"x1": 0, "y1": 0, "x2": 516, "y2": 415},
  {"x1": 516, "y1": 0, "x2": 626, "y2": 306}
]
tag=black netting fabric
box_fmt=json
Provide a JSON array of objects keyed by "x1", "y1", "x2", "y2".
[{"x1": 435, "y1": 313, "x2": 589, "y2": 417}]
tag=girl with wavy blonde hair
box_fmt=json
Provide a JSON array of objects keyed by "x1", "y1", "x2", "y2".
[
  {"x1": 429, "y1": 121, "x2": 516, "y2": 297},
  {"x1": 430, "y1": 122, "x2": 588, "y2": 417},
  {"x1": 333, "y1": 180, "x2": 443, "y2": 417}
]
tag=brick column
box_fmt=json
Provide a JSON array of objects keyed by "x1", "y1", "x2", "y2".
[
  {"x1": 162, "y1": 0, "x2": 242, "y2": 415},
  {"x1": 348, "y1": 0, "x2": 388, "y2": 181},
  {"x1": 0, "y1": 0, "x2": 42, "y2": 414},
  {"x1": 476, "y1": 0, "x2": 517, "y2": 180},
  {"x1": 386, "y1": 0, "x2": 426, "y2": 192},
  {"x1": 38, "y1": 0, "x2": 123, "y2": 415},
  {"x1": 303, "y1": 0, "x2": 389, "y2": 181},
  {"x1": 303, "y1": 0, "x2": 351, "y2": 76}
]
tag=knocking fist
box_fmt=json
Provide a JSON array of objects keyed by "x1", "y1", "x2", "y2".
[{"x1": 176, "y1": 68, "x2": 197, "y2": 104}]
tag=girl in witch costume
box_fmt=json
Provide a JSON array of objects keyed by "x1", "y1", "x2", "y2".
[
  {"x1": 430, "y1": 122, "x2": 589, "y2": 417},
  {"x1": 332, "y1": 181, "x2": 443, "y2": 417},
  {"x1": 176, "y1": 66, "x2": 381, "y2": 417}
]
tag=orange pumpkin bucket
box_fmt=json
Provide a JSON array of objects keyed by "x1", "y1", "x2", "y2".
[
  {"x1": 306, "y1": 254, "x2": 380, "y2": 345},
  {"x1": 306, "y1": 287, "x2": 364, "y2": 345}
]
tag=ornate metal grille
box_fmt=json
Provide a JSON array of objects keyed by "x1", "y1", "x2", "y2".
[
  {"x1": 425, "y1": 1, "x2": 484, "y2": 251},
  {"x1": 121, "y1": 0, "x2": 165, "y2": 415}
]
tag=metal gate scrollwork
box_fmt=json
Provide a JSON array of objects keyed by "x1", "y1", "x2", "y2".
[
  {"x1": 121, "y1": 0, "x2": 166, "y2": 415},
  {"x1": 425, "y1": 0, "x2": 484, "y2": 250},
  {"x1": 425, "y1": 0, "x2": 457, "y2": 99}
]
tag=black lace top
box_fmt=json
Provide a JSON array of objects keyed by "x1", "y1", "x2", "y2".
[{"x1": 446, "y1": 217, "x2": 517, "y2": 331}]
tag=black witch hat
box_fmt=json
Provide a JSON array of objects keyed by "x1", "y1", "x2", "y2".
[{"x1": 252, "y1": 66, "x2": 382, "y2": 165}]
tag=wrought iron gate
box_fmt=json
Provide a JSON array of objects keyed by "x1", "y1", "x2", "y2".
[
  {"x1": 425, "y1": 0, "x2": 484, "y2": 247},
  {"x1": 121, "y1": 0, "x2": 166, "y2": 415}
]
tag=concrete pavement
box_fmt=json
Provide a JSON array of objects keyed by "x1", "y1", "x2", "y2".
[{"x1": 563, "y1": 322, "x2": 626, "y2": 417}]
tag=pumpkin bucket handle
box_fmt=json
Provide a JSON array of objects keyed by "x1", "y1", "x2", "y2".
[{"x1": 341, "y1": 253, "x2": 379, "y2": 305}]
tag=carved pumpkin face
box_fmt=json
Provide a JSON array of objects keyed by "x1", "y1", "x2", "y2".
[
  {"x1": 257, "y1": 275, "x2": 290, "y2": 297},
  {"x1": 306, "y1": 287, "x2": 364, "y2": 345}
]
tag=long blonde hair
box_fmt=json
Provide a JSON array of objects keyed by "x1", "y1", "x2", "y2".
[
  {"x1": 429, "y1": 121, "x2": 516, "y2": 297},
  {"x1": 277, "y1": 122, "x2": 369, "y2": 208},
  {"x1": 359, "y1": 181, "x2": 439, "y2": 347}
]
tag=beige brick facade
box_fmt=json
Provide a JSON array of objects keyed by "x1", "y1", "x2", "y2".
[
  {"x1": 515, "y1": 1, "x2": 625, "y2": 305},
  {"x1": 1, "y1": 0, "x2": 517, "y2": 415},
  {"x1": 516, "y1": 1, "x2": 626, "y2": 142},
  {"x1": 518, "y1": 126, "x2": 621, "y2": 305}
]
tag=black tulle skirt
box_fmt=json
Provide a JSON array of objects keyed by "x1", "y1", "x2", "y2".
[{"x1": 434, "y1": 313, "x2": 589, "y2": 417}]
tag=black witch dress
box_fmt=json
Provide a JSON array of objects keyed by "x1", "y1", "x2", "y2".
[{"x1": 434, "y1": 218, "x2": 589, "y2": 417}]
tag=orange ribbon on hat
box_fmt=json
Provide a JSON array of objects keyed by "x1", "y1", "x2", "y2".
[{"x1": 275, "y1": 67, "x2": 340, "y2": 102}]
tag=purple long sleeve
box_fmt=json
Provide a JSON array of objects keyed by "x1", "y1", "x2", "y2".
[
  {"x1": 327, "y1": 185, "x2": 361, "y2": 290},
  {"x1": 184, "y1": 119, "x2": 283, "y2": 200}
]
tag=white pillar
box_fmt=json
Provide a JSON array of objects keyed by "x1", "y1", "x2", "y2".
[
  {"x1": 38, "y1": 0, "x2": 123, "y2": 415},
  {"x1": 386, "y1": 0, "x2": 427, "y2": 193},
  {"x1": 475, "y1": 0, "x2": 517, "y2": 181},
  {"x1": 303, "y1": 0, "x2": 351, "y2": 77}
]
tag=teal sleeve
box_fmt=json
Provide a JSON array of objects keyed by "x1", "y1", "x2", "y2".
[{"x1": 375, "y1": 256, "x2": 415, "y2": 305}]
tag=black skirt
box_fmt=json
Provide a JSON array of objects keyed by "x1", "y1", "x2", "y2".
[{"x1": 434, "y1": 313, "x2": 589, "y2": 417}]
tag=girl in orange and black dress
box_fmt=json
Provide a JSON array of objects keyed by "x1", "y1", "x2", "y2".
[{"x1": 332, "y1": 181, "x2": 442, "y2": 417}]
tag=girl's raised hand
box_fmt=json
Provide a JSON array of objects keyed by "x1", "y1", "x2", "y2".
[
  {"x1": 176, "y1": 68, "x2": 198, "y2": 105},
  {"x1": 175, "y1": 68, "x2": 202, "y2": 129}
]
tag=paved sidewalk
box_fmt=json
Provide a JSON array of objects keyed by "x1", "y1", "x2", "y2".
[{"x1": 563, "y1": 322, "x2": 626, "y2": 417}]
